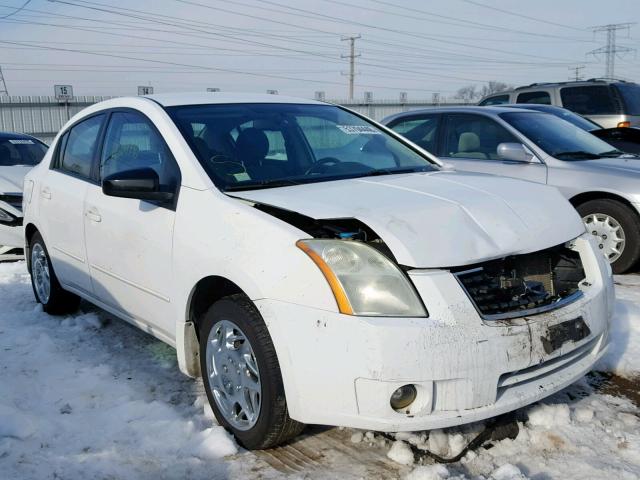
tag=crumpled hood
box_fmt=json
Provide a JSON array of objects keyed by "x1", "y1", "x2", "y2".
[
  {"x1": 0, "y1": 166, "x2": 31, "y2": 193},
  {"x1": 233, "y1": 171, "x2": 585, "y2": 268}
]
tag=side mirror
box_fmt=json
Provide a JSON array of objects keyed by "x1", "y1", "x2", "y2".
[
  {"x1": 102, "y1": 168, "x2": 174, "y2": 202},
  {"x1": 497, "y1": 143, "x2": 535, "y2": 163}
]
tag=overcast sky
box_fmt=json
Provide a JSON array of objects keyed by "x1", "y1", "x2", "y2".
[{"x1": 0, "y1": 0, "x2": 638, "y2": 100}]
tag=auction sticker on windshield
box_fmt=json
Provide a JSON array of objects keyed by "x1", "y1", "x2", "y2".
[{"x1": 336, "y1": 125, "x2": 381, "y2": 135}]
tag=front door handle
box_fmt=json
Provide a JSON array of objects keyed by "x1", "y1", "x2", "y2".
[
  {"x1": 85, "y1": 208, "x2": 102, "y2": 223},
  {"x1": 41, "y1": 187, "x2": 51, "y2": 200}
]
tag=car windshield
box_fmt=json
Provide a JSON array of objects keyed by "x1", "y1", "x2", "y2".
[
  {"x1": 500, "y1": 111, "x2": 622, "y2": 160},
  {"x1": 613, "y1": 83, "x2": 640, "y2": 116},
  {"x1": 167, "y1": 103, "x2": 436, "y2": 191},
  {"x1": 0, "y1": 137, "x2": 47, "y2": 167},
  {"x1": 512, "y1": 105, "x2": 601, "y2": 132}
]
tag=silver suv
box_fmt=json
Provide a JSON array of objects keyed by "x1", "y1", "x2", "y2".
[{"x1": 478, "y1": 79, "x2": 640, "y2": 129}]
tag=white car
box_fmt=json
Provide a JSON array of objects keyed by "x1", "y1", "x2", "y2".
[
  {"x1": 23, "y1": 93, "x2": 613, "y2": 450},
  {"x1": 0, "y1": 132, "x2": 48, "y2": 260}
]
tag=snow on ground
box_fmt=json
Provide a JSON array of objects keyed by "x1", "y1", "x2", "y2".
[{"x1": 1, "y1": 261, "x2": 640, "y2": 480}]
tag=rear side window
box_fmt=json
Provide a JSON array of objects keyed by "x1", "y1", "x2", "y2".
[
  {"x1": 478, "y1": 95, "x2": 509, "y2": 106},
  {"x1": 389, "y1": 115, "x2": 440, "y2": 152},
  {"x1": 59, "y1": 114, "x2": 105, "y2": 179},
  {"x1": 100, "y1": 111, "x2": 180, "y2": 190},
  {"x1": 516, "y1": 91, "x2": 551, "y2": 105},
  {"x1": 560, "y1": 86, "x2": 619, "y2": 115},
  {"x1": 613, "y1": 83, "x2": 640, "y2": 115}
]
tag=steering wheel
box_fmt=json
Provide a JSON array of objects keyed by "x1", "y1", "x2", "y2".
[
  {"x1": 208, "y1": 154, "x2": 246, "y2": 176},
  {"x1": 305, "y1": 157, "x2": 342, "y2": 175}
]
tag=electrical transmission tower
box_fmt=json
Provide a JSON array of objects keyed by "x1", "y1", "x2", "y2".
[
  {"x1": 0, "y1": 67, "x2": 9, "y2": 96},
  {"x1": 568, "y1": 65, "x2": 585, "y2": 81},
  {"x1": 341, "y1": 35, "x2": 360, "y2": 101},
  {"x1": 588, "y1": 23, "x2": 635, "y2": 79}
]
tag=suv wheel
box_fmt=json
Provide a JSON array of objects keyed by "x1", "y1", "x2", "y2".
[
  {"x1": 199, "y1": 294, "x2": 304, "y2": 449},
  {"x1": 29, "y1": 232, "x2": 81, "y2": 314},
  {"x1": 577, "y1": 199, "x2": 640, "y2": 274}
]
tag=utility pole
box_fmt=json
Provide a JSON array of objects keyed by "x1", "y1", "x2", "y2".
[
  {"x1": 588, "y1": 23, "x2": 635, "y2": 79},
  {"x1": 568, "y1": 65, "x2": 585, "y2": 81},
  {"x1": 0, "y1": 67, "x2": 9, "y2": 96},
  {"x1": 341, "y1": 35, "x2": 360, "y2": 101}
]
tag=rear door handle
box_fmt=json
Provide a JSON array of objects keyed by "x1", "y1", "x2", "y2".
[
  {"x1": 41, "y1": 187, "x2": 51, "y2": 200},
  {"x1": 85, "y1": 208, "x2": 102, "y2": 223}
]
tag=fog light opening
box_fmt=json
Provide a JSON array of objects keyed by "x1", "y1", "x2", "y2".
[{"x1": 390, "y1": 384, "x2": 417, "y2": 411}]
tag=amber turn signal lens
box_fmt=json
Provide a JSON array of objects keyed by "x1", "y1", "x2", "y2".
[{"x1": 617, "y1": 121, "x2": 631, "y2": 128}]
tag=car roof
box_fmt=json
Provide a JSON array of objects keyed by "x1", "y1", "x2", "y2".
[
  {"x1": 0, "y1": 131, "x2": 42, "y2": 141},
  {"x1": 144, "y1": 92, "x2": 325, "y2": 107},
  {"x1": 381, "y1": 105, "x2": 542, "y2": 124}
]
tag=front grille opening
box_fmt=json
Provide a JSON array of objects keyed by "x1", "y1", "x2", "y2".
[
  {"x1": 0, "y1": 194, "x2": 23, "y2": 212},
  {"x1": 453, "y1": 244, "x2": 585, "y2": 319}
]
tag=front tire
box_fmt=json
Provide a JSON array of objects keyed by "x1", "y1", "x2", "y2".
[
  {"x1": 199, "y1": 294, "x2": 304, "y2": 450},
  {"x1": 28, "y1": 231, "x2": 81, "y2": 314},
  {"x1": 577, "y1": 199, "x2": 640, "y2": 274}
]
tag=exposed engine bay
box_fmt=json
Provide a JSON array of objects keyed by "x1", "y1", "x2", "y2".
[{"x1": 452, "y1": 244, "x2": 585, "y2": 319}]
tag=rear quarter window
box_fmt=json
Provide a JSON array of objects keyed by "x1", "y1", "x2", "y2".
[
  {"x1": 516, "y1": 91, "x2": 551, "y2": 105},
  {"x1": 478, "y1": 94, "x2": 510, "y2": 106},
  {"x1": 560, "y1": 86, "x2": 620, "y2": 115}
]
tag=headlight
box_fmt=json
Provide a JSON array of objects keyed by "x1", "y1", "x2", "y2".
[{"x1": 297, "y1": 239, "x2": 427, "y2": 317}]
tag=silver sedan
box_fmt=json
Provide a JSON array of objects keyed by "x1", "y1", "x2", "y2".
[{"x1": 382, "y1": 106, "x2": 640, "y2": 273}]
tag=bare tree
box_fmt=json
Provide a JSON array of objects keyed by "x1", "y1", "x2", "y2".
[
  {"x1": 454, "y1": 85, "x2": 478, "y2": 103},
  {"x1": 479, "y1": 81, "x2": 512, "y2": 98}
]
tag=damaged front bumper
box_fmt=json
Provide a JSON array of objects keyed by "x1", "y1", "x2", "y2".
[{"x1": 256, "y1": 233, "x2": 614, "y2": 431}]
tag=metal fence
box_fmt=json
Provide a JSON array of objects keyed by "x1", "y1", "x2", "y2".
[{"x1": 0, "y1": 96, "x2": 461, "y2": 144}]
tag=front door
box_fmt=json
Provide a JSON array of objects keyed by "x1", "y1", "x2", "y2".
[
  {"x1": 38, "y1": 113, "x2": 106, "y2": 295},
  {"x1": 83, "y1": 110, "x2": 181, "y2": 338},
  {"x1": 441, "y1": 113, "x2": 547, "y2": 184}
]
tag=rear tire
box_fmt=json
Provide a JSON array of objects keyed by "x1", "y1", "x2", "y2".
[
  {"x1": 199, "y1": 294, "x2": 304, "y2": 450},
  {"x1": 28, "y1": 231, "x2": 81, "y2": 314},
  {"x1": 577, "y1": 199, "x2": 640, "y2": 274}
]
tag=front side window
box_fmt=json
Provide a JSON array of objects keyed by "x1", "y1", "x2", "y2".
[
  {"x1": 167, "y1": 103, "x2": 436, "y2": 191},
  {"x1": 0, "y1": 137, "x2": 47, "y2": 167},
  {"x1": 388, "y1": 115, "x2": 440, "y2": 153},
  {"x1": 100, "y1": 111, "x2": 180, "y2": 190},
  {"x1": 442, "y1": 114, "x2": 518, "y2": 160},
  {"x1": 59, "y1": 114, "x2": 105, "y2": 178},
  {"x1": 516, "y1": 91, "x2": 551, "y2": 105},
  {"x1": 478, "y1": 94, "x2": 509, "y2": 106},
  {"x1": 500, "y1": 111, "x2": 621, "y2": 160},
  {"x1": 560, "y1": 86, "x2": 619, "y2": 115}
]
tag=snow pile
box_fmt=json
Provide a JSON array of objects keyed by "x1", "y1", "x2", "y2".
[
  {"x1": 0, "y1": 262, "x2": 249, "y2": 480},
  {"x1": 387, "y1": 439, "x2": 414, "y2": 466},
  {"x1": 598, "y1": 276, "x2": 640, "y2": 377}
]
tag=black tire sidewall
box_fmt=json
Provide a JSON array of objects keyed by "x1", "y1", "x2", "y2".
[
  {"x1": 577, "y1": 199, "x2": 640, "y2": 274},
  {"x1": 198, "y1": 296, "x2": 288, "y2": 450}
]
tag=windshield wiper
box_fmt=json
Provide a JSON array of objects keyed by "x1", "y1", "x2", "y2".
[
  {"x1": 358, "y1": 166, "x2": 431, "y2": 177},
  {"x1": 554, "y1": 150, "x2": 602, "y2": 160},
  {"x1": 224, "y1": 178, "x2": 302, "y2": 191},
  {"x1": 597, "y1": 149, "x2": 626, "y2": 157}
]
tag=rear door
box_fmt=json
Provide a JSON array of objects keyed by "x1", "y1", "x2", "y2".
[
  {"x1": 38, "y1": 113, "x2": 106, "y2": 295},
  {"x1": 440, "y1": 113, "x2": 547, "y2": 184},
  {"x1": 83, "y1": 110, "x2": 181, "y2": 338}
]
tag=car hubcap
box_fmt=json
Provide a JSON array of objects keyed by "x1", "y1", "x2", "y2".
[
  {"x1": 205, "y1": 319, "x2": 261, "y2": 430},
  {"x1": 31, "y1": 243, "x2": 51, "y2": 303},
  {"x1": 583, "y1": 213, "x2": 626, "y2": 263}
]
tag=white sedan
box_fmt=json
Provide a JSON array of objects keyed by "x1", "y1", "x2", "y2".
[
  {"x1": 0, "y1": 132, "x2": 47, "y2": 260},
  {"x1": 22, "y1": 93, "x2": 613, "y2": 450}
]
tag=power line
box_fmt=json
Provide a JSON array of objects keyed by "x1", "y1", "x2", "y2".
[
  {"x1": 341, "y1": 35, "x2": 360, "y2": 100},
  {"x1": 0, "y1": 0, "x2": 30, "y2": 19},
  {"x1": 588, "y1": 23, "x2": 636, "y2": 78},
  {"x1": 459, "y1": 0, "x2": 585, "y2": 32},
  {"x1": 568, "y1": 65, "x2": 585, "y2": 81}
]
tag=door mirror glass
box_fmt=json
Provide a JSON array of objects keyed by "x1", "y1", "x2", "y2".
[
  {"x1": 102, "y1": 168, "x2": 174, "y2": 202},
  {"x1": 497, "y1": 142, "x2": 535, "y2": 163}
]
